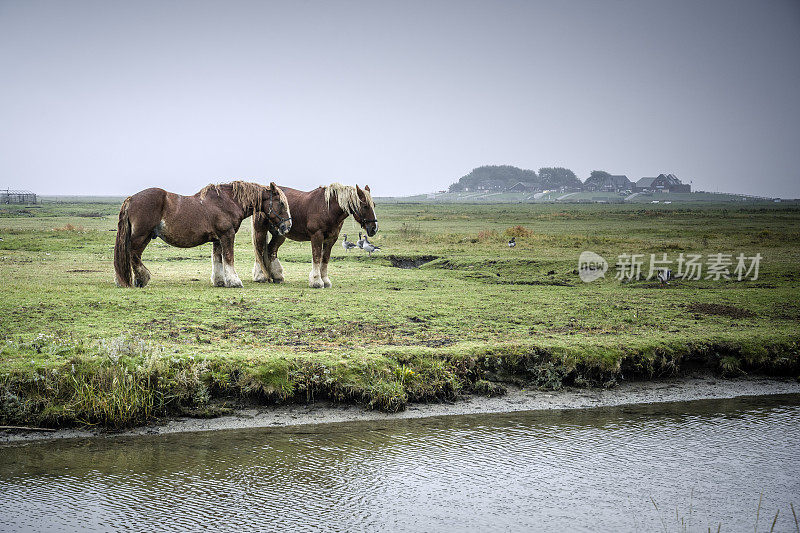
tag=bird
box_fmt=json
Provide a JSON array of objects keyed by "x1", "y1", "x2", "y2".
[
  {"x1": 657, "y1": 268, "x2": 672, "y2": 285},
  {"x1": 341, "y1": 234, "x2": 357, "y2": 252},
  {"x1": 362, "y1": 240, "x2": 380, "y2": 257},
  {"x1": 357, "y1": 232, "x2": 366, "y2": 249},
  {"x1": 508, "y1": 237, "x2": 516, "y2": 248}
]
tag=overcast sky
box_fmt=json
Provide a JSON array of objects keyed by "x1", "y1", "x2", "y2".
[{"x1": 1, "y1": 0, "x2": 799, "y2": 197}]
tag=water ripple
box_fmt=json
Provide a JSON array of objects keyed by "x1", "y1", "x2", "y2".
[{"x1": 1, "y1": 395, "x2": 799, "y2": 532}]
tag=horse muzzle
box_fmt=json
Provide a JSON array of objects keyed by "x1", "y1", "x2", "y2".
[
  {"x1": 365, "y1": 221, "x2": 378, "y2": 237},
  {"x1": 278, "y1": 220, "x2": 292, "y2": 235}
]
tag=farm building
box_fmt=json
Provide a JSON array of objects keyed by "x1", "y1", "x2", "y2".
[
  {"x1": 633, "y1": 174, "x2": 690, "y2": 193},
  {"x1": 0, "y1": 189, "x2": 37, "y2": 204},
  {"x1": 507, "y1": 182, "x2": 538, "y2": 192},
  {"x1": 585, "y1": 174, "x2": 632, "y2": 192}
]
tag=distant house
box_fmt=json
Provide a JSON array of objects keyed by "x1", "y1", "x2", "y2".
[
  {"x1": 0, "y1": 189, "x2": 37, "y2": 204},
  {"x1": 633, "y1": 174, "x2": 690, "y2": 193},
  {"x1": 634, "y1": 177, "x2": 657, "y2": 192},
  {"x1": 584, "y1": 173, "x2": 631, "y2": 192},
  {"x1": 508, "y1": 182, "x2": 537, "y2": 193},
  {"x1": 606, "y1": 175, "x2": 632, "y2": 191}
]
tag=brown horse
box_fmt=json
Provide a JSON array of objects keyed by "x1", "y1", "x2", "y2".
[
  {"x1": 114, "y1": 181, "x2": 291, "y2": 288},
  {"x1": 251, "y1": 183, "x2": 377, "y2": 288}
]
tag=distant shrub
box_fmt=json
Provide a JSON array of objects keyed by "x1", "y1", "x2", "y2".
[
  {"x1": 754, "y1": 229, "x2": 774, "y2": 243},
  {"x1": 504, "y1": 225, "x2": 532, "y2": 238},
  {"x1": 53, "y1": 223, "x2": 85, "y2": 232},
  {"x1": 477, "y1": 229, "x2": 499, "y2": 241}
]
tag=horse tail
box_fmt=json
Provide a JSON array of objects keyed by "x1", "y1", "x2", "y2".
[
  {"x1": 252, "y1": 213, "x2": 271, "y2": 276},
  {"x1": 114, "y1": 198, "x2": 133, "y2": 287}
]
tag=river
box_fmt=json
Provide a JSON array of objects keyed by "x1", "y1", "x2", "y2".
[{"x1": 1, "y1": 394, "x2": 799, "y2": 532}]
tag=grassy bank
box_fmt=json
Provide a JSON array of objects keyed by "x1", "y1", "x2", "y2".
[{"x1": 1, "y1": 200, "x2": 798, "y2": 428}]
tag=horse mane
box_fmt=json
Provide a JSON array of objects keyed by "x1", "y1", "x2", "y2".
[
  {"x1": 324, "y1": 183, "x2": 374, "y2": 214},
  {"x1": 199, "y1": 181, "x2": 287, "y2": 212}
]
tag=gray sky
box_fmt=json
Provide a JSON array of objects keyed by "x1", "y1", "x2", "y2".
[{"x1": 1, "y1": 0, "x2": 799, "y2": 197}]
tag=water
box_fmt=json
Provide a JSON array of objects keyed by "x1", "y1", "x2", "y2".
[{"x1": 2, "y1": 395, "x2": 799, "y2": 532}]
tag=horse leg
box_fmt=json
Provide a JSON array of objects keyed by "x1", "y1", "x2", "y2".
[
  {"x1": 251, "y1": 214, "x2": 270, "y2": 283},
  {"x1": 220, "y1": 232, "x2": 243, "y2": 288},
  {"x1": 320, "y1": 237, "x2": 335, "y2": 288},
  {"x1": 130, "y1": 233, "x2": 152, "y2": 288},
  {"x1": 308, "y1": 233, "x2": 324, "y2": 289},
  {"x1": 211, "y1": 241, "x2": 226, "y2": 286},
  {"x1": 267, "y1": 232, "x2": 286, "y2": 283}
]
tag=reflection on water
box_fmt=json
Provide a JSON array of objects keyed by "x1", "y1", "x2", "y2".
[{"x1": 1, "y1": 395, "x2": 799, "y2": 532}]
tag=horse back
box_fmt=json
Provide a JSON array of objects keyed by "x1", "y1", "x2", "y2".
[{"x1": 127, "y1": 188, "x2": 224, "y2": 246}]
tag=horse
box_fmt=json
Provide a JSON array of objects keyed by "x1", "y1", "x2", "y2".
[
  {"x1": 114, "y1": 181, "x2": 292, "y2": 288},
  {"x1": 251, "y1": 183, "x2": 378, "y2": 288}
]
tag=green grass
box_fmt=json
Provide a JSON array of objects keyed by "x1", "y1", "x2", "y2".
[{"x1": 1, "y1": 200, "x2": 798, "y2": 427}]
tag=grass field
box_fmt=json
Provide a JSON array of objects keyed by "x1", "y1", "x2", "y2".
[{"x1": 1, "y1": 199, "x2": 798, "y2": 427}]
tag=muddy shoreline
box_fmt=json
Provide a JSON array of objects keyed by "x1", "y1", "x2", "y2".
[{"x1": 2, "y1": 374, "x2": 799, "y2": 444}]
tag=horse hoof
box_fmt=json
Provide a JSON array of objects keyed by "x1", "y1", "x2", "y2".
[
  {"x1": 323, "y1": 278, "x2": 332, "y2": 288},
  {"x1": 270, "y1": 278, "x2": 284, "y2": 284},
  {"x1": 309, "y1": 280, "x2": 324, "y2": 289}
]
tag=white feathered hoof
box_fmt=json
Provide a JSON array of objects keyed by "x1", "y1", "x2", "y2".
[
  {"x1": 226, "y1": 277, "x2": 244, "y2": 288},
  {"x1": 309, "y1": 278, "x2": 324, "y2": 289},
  {"x1": 212, "y1": 258, "x2": 225, "y2": 286},
  {"x1": 224, "y1": 264, "x2": 243, "y2": 288},
  {"x1": 269, "y1": 259, "x2": 285, "y2": 283},
  {"x1": 322, "y1": 277, "x2": 332, "y2": 288},
  {"x1": 253, "y1": 261, "x2": 268, "y2": 283}
]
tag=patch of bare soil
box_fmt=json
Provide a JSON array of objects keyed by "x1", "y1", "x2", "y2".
[
  {"x1": 387, "y1": 255, "x2": 438, "y2": 269},
  {"x1": 687, "y1": 303, "x2": 756, "y2": 319}
]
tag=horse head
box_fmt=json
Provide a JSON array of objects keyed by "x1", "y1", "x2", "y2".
[
  {"x1": 354, "y1": 185, "x2": 378, "y2": 237},
  {"x1": 265, "y1": 182, "x2": 292, "y2": 235}
]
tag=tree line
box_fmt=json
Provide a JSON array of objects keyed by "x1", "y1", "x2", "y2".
[{"x1": 448, "y1": 165, "x2": 622, "y2": 192}]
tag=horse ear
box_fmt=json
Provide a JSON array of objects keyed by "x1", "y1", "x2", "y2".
[
  {"x1": 364, "y1": 185, "x2": 370, "y2": 192},
  {"x1": 269, "y1": 182, "x2": 278, "y2": 192},
  {"x1": 356, "y1": 184, "x2": 366, "y2": 200}
]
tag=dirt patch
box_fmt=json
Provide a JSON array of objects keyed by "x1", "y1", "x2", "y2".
[
  {"x1": 687, "y1": 303, "x2": 756, "y2": 319},
  {"x1": 497, "y1": 279, "x2": 574, "y2": 287},
  {"x1": 387, "y1": 255, "x2": 438, "y2": 269},
  {"x1": 418, "y1": 338, "x2": 456, "y2": 348}
]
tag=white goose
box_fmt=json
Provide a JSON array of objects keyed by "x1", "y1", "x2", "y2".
[
  {"x1": 341, "y1": 234, "x2": 357, "y2": 252},
  {"x1": 361, "y1": 235, "x2": 380, "y2": 256},
  {"x1": 362, "y1": 240, "x2": 380, "y2": 257}
]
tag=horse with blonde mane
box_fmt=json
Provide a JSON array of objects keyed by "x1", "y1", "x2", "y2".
[
  {"x1": 251, "y1": 183, "x2": 378, "y2": 288},
  {"x1": 114, "y1": 181, "x2": 291, "y2": 288}
]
